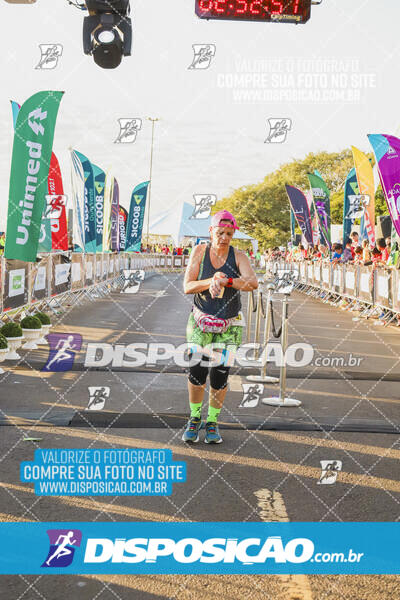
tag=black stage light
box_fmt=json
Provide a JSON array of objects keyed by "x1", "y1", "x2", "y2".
[{"x1": 83, "y1": 0, "x2": 132, "y2": 69}]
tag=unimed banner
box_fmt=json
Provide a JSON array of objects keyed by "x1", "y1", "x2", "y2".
[
  {"x1": 10, "y1": 101, "x2": 67, "y2": 253},
  {"x1": 3, "y1": 259, "x2": 29, "y2": 311},
  {"x1": 85, "y1": 254, "x2": 95, "y2": 286},
  {"x1": 71, "y1": 254, "x2": 85, "y2": 291},
  {"x1": 30, "y1": 255, "x2": 50, "y2": 302},
  {"x1": 5, "y1": 91, "x2": 64, "y2": 262},
  {"x1": 48, "y1": 152, "x2": 68, "y2": 251},
  {"x1": 102, "y1": 254, "x2": 109, "y2": 280},
  {"x1": 95, "y1": 254, "x2": 103, "y2": 282},
  {"x1": 109, "y1": 254, "x2": 115, "y2": 277},
  {"x1": 50, "y1": 254, "x2": 71, "y2": 296}
]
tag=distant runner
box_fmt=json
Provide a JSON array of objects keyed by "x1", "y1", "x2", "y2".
[{"x1": 183, "y1": 210, "x2": 258, "y2": 444}]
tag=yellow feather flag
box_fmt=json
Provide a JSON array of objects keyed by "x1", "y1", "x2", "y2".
[{"x1": 351, "y1": 146, "x2": 375, "y2": 246}]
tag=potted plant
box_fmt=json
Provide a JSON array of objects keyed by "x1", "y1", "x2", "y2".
[
  {"x1": 0, "y1": 333, "x2": 8, "y2": 373},
  {"x1": 33, "y1": 312, "x2": 52, "y2": 345},
  {"x1": 20, "y1": 315, "x2": 43, "y2": 350},
  {"x1": 1, "y1": 322, "x2": 23, "y2": 360}
]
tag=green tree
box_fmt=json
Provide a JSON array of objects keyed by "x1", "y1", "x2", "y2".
[
  {"x1": 375, "y1": 185, "x2": 388, "y2": 217},
  {"x1": 331, "y1": 190, "x2": 344, "y2": 224}
]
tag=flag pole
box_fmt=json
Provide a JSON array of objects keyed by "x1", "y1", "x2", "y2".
[{"x1": 146, "y1": 117, "x2": 159, "y2": 247}]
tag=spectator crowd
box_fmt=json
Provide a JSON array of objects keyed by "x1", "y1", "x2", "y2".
[
  {"x1": 264, "y1": 233, "x2": 400, "y2": 325},
  {"x1": 264, "y1": 232, "x2": 399, "y2": 270}
]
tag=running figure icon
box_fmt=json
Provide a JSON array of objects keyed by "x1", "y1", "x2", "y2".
[
  {"x1": 42, "y1": 333, "x2": 83, "y2": 372},
  {"x1": 87, "y1": 386, "x2": 110, "y2": 410},
  {"x1": 45, "y1": 531, "x2": 76, "y2": 566},
  {"x1": 318, "y1": 460, "x2": 342, "y2": 485},
  {"x1": 191, "y1": 195, "x2": 217, "y2": 219},
  {"x1": 44, "y1": 336, "x2": 76, "y2": 371},
  {"x1": 239, "y1": 383, "x2": 263, "y2": 408},
  {"x1": 188, "y1": 44, "x2": 216, "y2": 70},
  {"x1": 42, "y1": 529, "x2": 82, "y2": 568}
]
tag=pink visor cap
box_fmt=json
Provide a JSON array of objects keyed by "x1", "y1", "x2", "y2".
[{"x1": 211, "y1": 210, "x2": 239, "y2": 230}]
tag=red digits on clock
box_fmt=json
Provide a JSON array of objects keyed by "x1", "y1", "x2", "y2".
[
  {"x1": 293, "y1": 0, "x2": 301, "y2": 13},
  {"x1": 270, "y1": 0, "x2": 283, "y2": 14},
  {"x1": 236, "y1": 1, "x2": 248, "y2": 14},
  {"x1": 215, "y1": 0, "x2": 227, "y2": 12},
  {"x1": 199, "y1": 0, "x2": 213, "y2": 10},
  {"x1": 249, "y1": 1, "x2": 263, "y2": 14}
]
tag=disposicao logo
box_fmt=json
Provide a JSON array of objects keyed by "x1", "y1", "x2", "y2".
[
  {"x1": 35, "y1": 530, "x2": 365, "y2": 571},
  {"x1": 42, "y1": 529, "x2": 82, "y2": 568},
  {"x1": 83, "y1": 536, "x2": 314, "y2": 565}
]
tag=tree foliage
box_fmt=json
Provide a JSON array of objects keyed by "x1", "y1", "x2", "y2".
[{"x1": 214, "y1": 149, "x2": 389, "y2": 248}]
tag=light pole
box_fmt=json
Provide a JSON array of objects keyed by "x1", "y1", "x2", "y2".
[{"x1": 146, "y1": 117, "x2": 159, "y2": 246}]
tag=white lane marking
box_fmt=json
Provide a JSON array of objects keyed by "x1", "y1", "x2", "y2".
[
  {"x1": 230, "y1": 375, "x2": 242, "y2": 392},
  {"x1": 254, "y1": 489, "x2": 313, "y2": 600}
]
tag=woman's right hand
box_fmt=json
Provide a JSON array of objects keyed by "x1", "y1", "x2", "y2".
[{"x1": 209, "y1": 278, "x2": 222, "y2": 298}]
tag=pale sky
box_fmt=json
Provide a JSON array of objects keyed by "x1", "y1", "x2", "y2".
[{"x1": 0, "y1": 0, "x2": 399, "y2": 231}]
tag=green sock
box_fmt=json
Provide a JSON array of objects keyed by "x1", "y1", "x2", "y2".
[
  {"x1": 207, "y1": 405, "x2": 221, "y2": 423},
  {"x1": 190, "y1": 401, "x2": 202, "y2": 418}
]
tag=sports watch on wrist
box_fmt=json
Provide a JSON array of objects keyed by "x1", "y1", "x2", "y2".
[{"x1": 226, "y1": 277, "x2": 233, "y2": 288}]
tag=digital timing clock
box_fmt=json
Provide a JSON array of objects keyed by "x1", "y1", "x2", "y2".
[{"x1": 195, "y1": 0, "x2": 312, "y2": 23}]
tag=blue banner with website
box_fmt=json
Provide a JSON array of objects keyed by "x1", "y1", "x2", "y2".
[
  {"x1": 20, "y1": 448, "x2": 186, "y2": 496},
  {"x1": 0, "y1": 522, "x2": 398, "y2": 574}
]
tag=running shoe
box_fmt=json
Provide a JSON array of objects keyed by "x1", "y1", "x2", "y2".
[
  {"x1": 204, "y1": 421, "x2": 223, "y2": 444},
  {"x1": 182, "y1": 417, "x2": 202, "y2": 443}
]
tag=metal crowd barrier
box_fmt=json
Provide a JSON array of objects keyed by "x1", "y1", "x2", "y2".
[
  {"x1": 0, "y1": 252, "x2": 190, "y2": 319},
  {"x1": 267, "y1": 260, "x2": 400, "y2": 325},
  {"x1": 243, "y1": 274, "x2": 301, "y2": 406}
]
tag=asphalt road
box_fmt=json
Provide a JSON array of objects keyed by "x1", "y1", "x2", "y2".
[{"x1": 0, "y1": 272, "x2": 399, "y2": 599}]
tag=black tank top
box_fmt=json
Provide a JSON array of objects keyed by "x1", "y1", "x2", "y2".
[{"x1": 193, "y1": 244, "x2": 241, "y2": 319}]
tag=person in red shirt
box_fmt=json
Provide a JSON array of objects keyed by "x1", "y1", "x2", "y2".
[
  {"x1": 377, "y1": 238, "x2": 389, "y2": 262},
  {"x1": 312, "y1": 246, "x2": 322, "y2": 260},
  {"x1": 371, "y1": 247, "x2": 383, "y2": 264},
  {"x1": 354, "y1": 246, "x2": 363, "y2": 264},
  {"x1": 350, "y1": 231, "x2": 359, "y2": 252},
  {"x1": 299, "y1": 244, "x2": 307, "y2": 259}
]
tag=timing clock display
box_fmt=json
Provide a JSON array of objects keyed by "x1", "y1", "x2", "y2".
[{"x1": 195, "y1": 0, "x2": 312, "y2": 23}]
